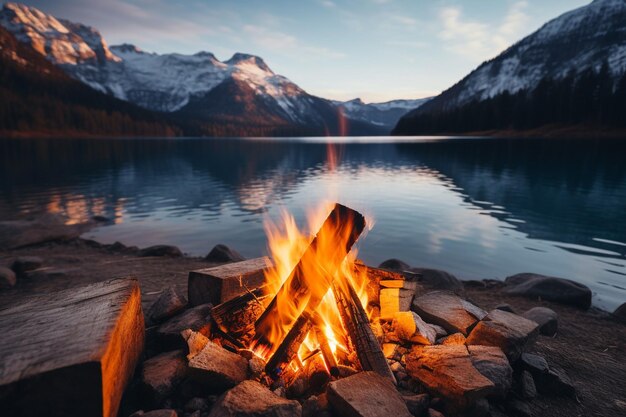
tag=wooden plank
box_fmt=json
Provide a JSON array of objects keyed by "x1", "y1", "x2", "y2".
[
  {"x1": 0, "y1": 278, "x2": 144, "y2": 417},
  {"x1": 188, "y1": 257, "x2": 272, "y2": 306}
]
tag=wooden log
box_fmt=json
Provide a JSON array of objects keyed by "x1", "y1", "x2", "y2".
[
  {"x1": 211, "y1": 286, "x2": 272, "y2": 342},
  {"x1": 332, "y1": 279, "x2": 396, "y2": 384},
  {"x1": 304, "y1": 353, "x2": 331, "y2": 392},
  {"x1": 0, "y1": 278, "x2": 144, "y2": 417},
  {"x1": 312, "y1": 314, "x2": 340, "y2": 377},
  {"x1": 264, "y1": 312, "x2": 313, "y2": 377},
  {"x1": 188, "y1": 257, "x2": 272, "y2": 306},
  {"x1": 253, "y1": 203, "x2": 366, "y2": 352}
]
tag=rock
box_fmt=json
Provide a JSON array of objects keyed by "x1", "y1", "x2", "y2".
[
  {"x1": 467, "y1": 345, "x2": 513, "y2": 399},
  {"x1": 519, "y1": 353, "x2": 575, "y2": 397},
  {"x1": 327, "y1": 371, "x2": 412, "y2": 417},
  {"x1": 187, "y1": 340, "x2": 248, "y2": 391},
  {"x1": 409, "y1": 268, "x2": 464, "y2": 295},
  {"x1": 303, "y1": 395, "x2": 332, "y2": 417},
  {"x1": 495, "y1": 304, "x2": 515, "y2": 313},
  {"x1": 412, "y1": 291, "x2": 486, "y2": 336},
  {"x1": 248, "y1": 356, "x2": 265, "y2": 378},
  {"x1": 0, "y1": 266, "x2": 16, "y2": 289},
  {"x1": 10, "y1": 256, "x2": 43, "y2": 276},
  {"x1": 504, "y1": 273, "x2": 592, "y2": 309},
  {"x1": 142, "y1": 350, "x2": 187, "y2": 406},
  {"x1": 440, "y1": 333, "x2": 466, "y2": 346},
  {"x1": 405, "y1": 345, "x2": 494, "y2": 410},
  {"x1": 139, "y1": 245, "x2": 183, "y2": 257},
  {"x1": 184, "y1": 397, "x2": 210, "y2": 412},
  {"x1": 520, "y1": 371, "x2": 537, "y2": 399},
  {"x1": 156, "y1": 304, "x2": 212, "y2": 349},
  {"x1": 522, "y1": 307, "x2": 558, "y2": 336},
  {"x1": 613, "y1": 302, "x2": 626, "y2": 323},
  {"x1": 205, "y1": 244, "x2": 245, "y2": 263},
  {"x1": 182, "y1": 329, "x2": 210, "y2": 357},
  {"x1": 147, "y1": 286, "x2": 188, "y2": 324},
  {"x1": 381, "y1": 288, "x2": 415, "y2": 320},
  {"x1": 379, "y1": 259, "x2": 411, "y2": 272},
  {"x1": 429, "y1": 324, "x2": 448, "y2": 338},
  {"x1": 505, "y1": 399, "x2": 531, "y2": 417},
  {"x1": 402, "y1": 393, "x2": 430, "y2": 417},
  {"x1": 142, "y1": 410, "x2": 178, "y2": 417},
  {"x1": 393, "y1": 312, "x2": 437, "y2": 344},
  {"x1": 466, "y1": 309, "x2": 539, "y2": 361},
  {"x1": 208, "y1": 380, "x2": 301, "y2": 417},
  {"x1": 0, "y1": 213, "x2": 88, "y2": 250}
]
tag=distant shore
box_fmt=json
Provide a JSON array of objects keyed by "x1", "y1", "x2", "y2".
[{"x1": 410, "y1": 124, "x2": 626, "y2": 139}]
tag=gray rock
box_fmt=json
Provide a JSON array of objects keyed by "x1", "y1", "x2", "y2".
[
  {"x1": 412, "y1": 291, "x2": 486, "y2": 336},
  {"x1": 505, "y1": 399, "x2": 531, "y2": 417},
  {"x1": 147, "y1": 286, "x2": 188, "y2": 324},
  {"x1": 140, "y1": 245, "x2": 183, "y2": 257},
  {"x1": 205, "y1": 244, "x2": 245, "y2": 263},
  {"x1": 467, "y1": 345, "x2": 513, "y2": 400},
  {"x1": 466, "y1": 309, "x2": 539, "y2": 361},
  {"x1": 402, "y1": 393, "x2": 429, "y2": 417},
  {"x1": 10, "y1": 256, "x2": 43, "y2": 276},
  {"x1": 156, "y1": 304, "x2": 212, "y2": 349},
  {"x1": 187, "y1": 340, "x2": 248, "y2": 391},
  {"x1": 522, "y1": 307, "x2": 558, "y2": 336},
  {"x1": 520, "y1": 353, "x2": 575, "y2": 397},
  {"x1": 410, "y1": 268, "x2": 464, "y2": 295},
  {"x1": 248, "y1": 356, "x2": 265, "y2": 378},
  {"x1": 504, "y1": 273, "x2": 592, "y2": 309},
  {"x1": 520, "y1": 371, "x2": 537, "y2": 399},
  {"x1": 208, "y1": 380, "x2": 301, "y2": 417},
  {"x1": 0, "y1": 213, "x2": 88, "y2": 250},
  {"x1": 379, "y1": 259, "x2": 411, "y2": 272},
  {"x1": 0, "y1": 266, "x2": 16, "y2": 289},
  {"x1": 612, "y1": 302, "x2": 626, "y2": 323},
  {"x1": 142, "y1": 350, "x2": 187, "y2": 406},
  {"x1": 327, "y1": 371, "x2": 412, "y2": 417}
]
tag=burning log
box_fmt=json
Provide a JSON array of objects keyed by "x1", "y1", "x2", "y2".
[
  {"x1": 332, "y1": 279, "x2": 396, "y2": 384},
  {"x1": 252, "y1": 203, "x2": 366, "y2": 354},
  {"x1": 211, "y1": 286, "x2": 272, "y2": 342},
  {"x1": 312, "y1": 314, "x2": 340, "y2": 377},
  {"x1": 265, "y1": 313, "x2": 314, "y2": 377},
  {"x1": 304, "y1": 352, "x2": 331, "y2": 392}
]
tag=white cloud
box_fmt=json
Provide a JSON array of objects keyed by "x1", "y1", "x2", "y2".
[
  {"x1": 319, "y1": 0, "x2": 337, "y2": 8},
  {"x1": 243, "y1": 25, "x2": 298, "y2": 50},
  {"x1": 439, "y1": 1, "x2": 529, "y2": 60}
]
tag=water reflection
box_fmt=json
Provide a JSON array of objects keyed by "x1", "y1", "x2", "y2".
[{"x1": 0, "y1": 137, "x2": 625, "y2": 310}]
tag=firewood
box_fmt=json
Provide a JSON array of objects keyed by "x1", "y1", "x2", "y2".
[
  {"x1": 265, "y1": 312, "x2": 314, "y2": 377},
  {"x1": 188, "y1": 257, "x2": 272, "y2": 306},
  {"x1": 210, "y1": 286, "x2": 272, "y2": 342},
  {"x1": 0, "y1": 278, "x2": 144, "y2": 417},
  {"x1": 332, "y1": 279, "x2": 396, "y2": 384},
  {"x1": 304, "y1": 352, "x2": 331, "y2": 392},
  {"x1": 311, "y1": 314, "x2": 340, "y2": 377},
  {"x1": 252, "y1": 203, "x2": 366, "y2": 353}
]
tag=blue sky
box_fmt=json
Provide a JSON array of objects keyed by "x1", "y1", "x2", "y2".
[{"x1": 23, "y1": 0, "x2": 589, "y2": 102}]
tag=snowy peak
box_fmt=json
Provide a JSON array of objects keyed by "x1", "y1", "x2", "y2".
[
  {"x1": 0, "y1": 2, "x2": 119, "y2": 64},
  {"x1": 110, "y1": 43, "x2": 144, "y2": 55},
  {"x1": 335, "y1": 97, "x2": 432, "y2": 130},
  {"x1": 226, "y1": 53, "x2": 272, "y2": 73}
]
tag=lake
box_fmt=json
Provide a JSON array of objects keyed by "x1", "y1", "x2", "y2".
[{"x1": 1, "y1": 136, "x2": 625, "y2": 311}]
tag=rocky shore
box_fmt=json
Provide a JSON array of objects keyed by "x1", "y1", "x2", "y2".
[{"x1": 0, "y1": 217, "x2": 625, "y2": 417}]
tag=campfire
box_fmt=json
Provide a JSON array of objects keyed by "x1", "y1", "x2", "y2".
[{"x1": 209, "y1": 202, "x2": 395, "y2": 395}]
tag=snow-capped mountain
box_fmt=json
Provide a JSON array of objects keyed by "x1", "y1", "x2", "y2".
[
  {"x1": 0, "y1": 2, "x2": 383, "y2": 133},
  {"x1": 333, "y1": 97, "x2": 432, "y2": 130},
  {"x1": 412, "y1": 0, "x2": 626, "y2": 115}
]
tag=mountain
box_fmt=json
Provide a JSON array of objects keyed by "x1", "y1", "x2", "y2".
[
  {"x1": 396, "y1": 0, "x2": 626, "y2": 130},
  {"x1": 0, "y1": 2, "x2": 385, "y2": 136},
  {"x1": 332, "y1": 98, "x2": 432, "y2": 131},
  {"x1": 0, "y1": 25, "x2": 180, "y2": 137}
]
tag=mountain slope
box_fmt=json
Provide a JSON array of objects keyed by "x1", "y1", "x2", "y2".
[
  {"x1": 0, "y1": 25, "x2": 180, "y2": 137},
  {"x1": 333, "y1": 98, "x2": 432, "y2": 131},
  {"x1": 0, "y1": 2, "x2": 384, "y2": 136},
  {"x1": 405, "y1": 0, "x2": 626, "y2": 117}
]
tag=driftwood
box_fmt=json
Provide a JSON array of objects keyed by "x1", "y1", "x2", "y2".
[
  {"x1": 188, "y1": 257, "x2": 272, "y2": 306},
  {"x1": 253, "y1": 203, "x2": 366, "y2": 353},
  {"x1": 211, "y1": 286, "x2": 272, "y2": 342},
  {"x1": 332, "y1": 279, "x2": 396, "y2": 384},
  {"x1": 0, "y1": 278, "x2": 144, "y2": 417}
]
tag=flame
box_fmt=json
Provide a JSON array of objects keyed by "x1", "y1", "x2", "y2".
[{"x1": 254, "y1": 202, "x2": 371, "y2": 372}]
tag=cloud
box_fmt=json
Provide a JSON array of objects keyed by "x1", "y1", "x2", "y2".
[
  {"x1": 319, "y1": 0, "x2": 337, "y2": 8},
  {"x1": 439, "y1": 1, "x2": 529, "y2": 60},
  {"x1": 243, "y1": 25, "x2": 298, "y2": 50}
]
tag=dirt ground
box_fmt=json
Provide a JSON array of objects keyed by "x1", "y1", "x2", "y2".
[{"x1": 1, "y1": 238, "x2": 625, "y2": 417}]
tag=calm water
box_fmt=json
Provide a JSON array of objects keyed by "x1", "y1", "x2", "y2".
[{"x1": 1, "y1": 136, "x2": 625, "y2": 311}]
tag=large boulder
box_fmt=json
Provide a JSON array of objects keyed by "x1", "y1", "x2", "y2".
[
  {"x1": 187, "y1": 340, "x2": 248, "y2": 391},
  {"x1": 504, "y1": 273, "x2": 592, "y2": 309},
  {"x1": 205, "y1": 244, "x2": 245, "y2": 263},
  {"x1": 409, "y1": 268, "x2": 464, "y2": 294},
  {"x1": 466, "y1": 309, "x2": 539, "y2": 361},
  {"x1": 208, "y1": 380, "x2": 301, "y2": 417},
  {"x1": 405, "y1": 345, "x2": 494, "y2": 410},
  {"x1": 327, "y1": 371, "x2": 412, "y2": 417},
  {"x1": 412, "y1": 291, "x2": 486, "y2": 335},
  {"x1": 0, "y1": 266, "x2": 16, "y2": 289},
  {"x1": 521, "y1": 307, "x2": 558, "y2": 336},
  {"x1": 467, "y1": 345, "x2": 513, "y2": 400},
  {"x1": 141, "y1": 350, "x2": 188, "y2": 406},
  {"x1": 139, "y1": 245, "x2": 183, "y2": 257},
  {"x1": 147, "y1": 286, "x2": 188, "y2": 324}
]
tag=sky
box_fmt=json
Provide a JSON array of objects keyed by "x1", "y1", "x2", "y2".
[{"x1": 21, "y1": 0, "x2": 590, "y2": 102}]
